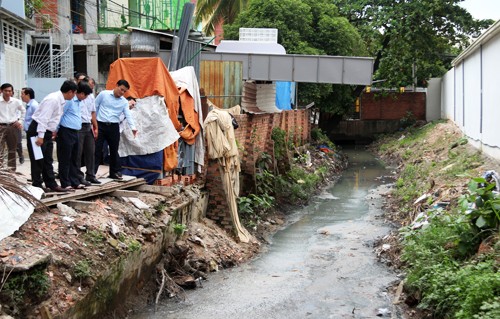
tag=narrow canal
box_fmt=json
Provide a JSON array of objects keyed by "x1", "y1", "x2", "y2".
[{"x1": 132, "y1": 148, "x2": 403, "y2": 319}]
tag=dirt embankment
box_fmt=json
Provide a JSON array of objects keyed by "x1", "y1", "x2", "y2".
[
  {"x1": 0, "y1": 145, "x2": 346, "y2": 319},
  {"x1": 370, "y1": 120, "x2": 500, "y2": 318}
]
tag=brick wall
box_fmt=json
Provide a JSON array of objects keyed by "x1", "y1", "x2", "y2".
[
  {"x1": 205, "y1": 109, "x2": 312, "y2": 231},
  {"x1": 39, "y1": 0, "x2": 59, "y2": 27},
  {"x1": 360, "y1": 92, "x2": 426, "y2": 120}
]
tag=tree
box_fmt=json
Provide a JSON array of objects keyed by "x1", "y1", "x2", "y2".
[
  {"x1": 194, "y1": 0, "x2": 249, "y2": 36},
  {"x1": 331, "y1": 0, "x2": 494, "y2": 88},
  {"x1": 224, "y1": 0, "x2": 367, "y2": 116}
]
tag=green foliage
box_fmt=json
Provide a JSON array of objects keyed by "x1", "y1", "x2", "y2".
[
  {"x1": 195, "y1": 0, "x2": 249, "y2": 35},
  {"x1": 85, "y1": 229, "x2": 105, "y2": 245},
  {"x1": 459, "y1": 178, "x2": 500, "y2": 234},
  {"x1": 256, "y1": 152, "x2": 274, "y2": 172},
  {"x1": 276, "y1": 166, "x2": 321, "y2": 203},
  {"x1": 127, "y1": 239, "x2": 142, "y2": 252},
  {"x1": 394, "y1": 164, "x2": 429, "y2": 204},
  {"x1": 256, "y1": 169, "x2": 275, "y2": 196},
  {"x1": 400, "y1": 111, "x2": 416, "y2": 129},
  {"x1": 401, "y1": 213, "x2": 499, "y2": 318},
  {"x1": 271, "y1": 127, "x2": 290, "y2": 161},
  {"x1": 1, "y1": 266, "x2": 50, "y2": 312},
  {"x1": 73, "y1": 259, "x2": 92, "y2": 279},
  {"x1": 173, "y1": 223, "x2": 187, "y2": 237},
  {"x1": 311, "y1": 128, "x2": 336, "y2": 149},
  {"x1": 237, "y1": 193, "x2": 275, "y2": 229},
  {"x1": 332, "y1": 0, "x2": 493, "y2": 88},
  {"x1": 25, "y1": 0, "x2": 44, "y2": 19},
  {"x1": 443, "y1": 151, "x2": 481, "y2": 178},
  {"x1": 154, "y1": 200, "x2": 168, "y2": 213}
]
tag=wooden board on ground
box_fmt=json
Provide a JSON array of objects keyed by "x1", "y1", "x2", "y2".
[{"x1": 40, "y1": 178, "x2": 146, "y2": 207}]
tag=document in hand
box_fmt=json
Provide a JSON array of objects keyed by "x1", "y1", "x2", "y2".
[{"x1": 30, "y1": 136, "x2": 44, "y2": 160}]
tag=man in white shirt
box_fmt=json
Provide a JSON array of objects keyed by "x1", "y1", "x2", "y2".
[
  {"x1": 27, "y1": 80, "x2": 77, "y2": 192},
  {"x1": 0, "y1": 83, "x2": 25, "y2": 171}
]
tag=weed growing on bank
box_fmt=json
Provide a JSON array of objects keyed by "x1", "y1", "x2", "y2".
[
  {"x1": 238, "y1": 127, "x2": 345, "y2": 230},
  {"x1": 373, "y1": 120, "x2": 500, "y2": 318}
]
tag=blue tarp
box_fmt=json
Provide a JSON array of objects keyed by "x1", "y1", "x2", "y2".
[
  {"x1": 121, "y1": 151, "x2": 163, "y2": 184},
  {"x1": 275, "y1": 81, "x2": 296, "y2": 110}
]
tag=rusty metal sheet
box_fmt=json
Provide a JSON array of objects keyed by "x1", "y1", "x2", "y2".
[{"x1": 200, "y1": 61, "x2": 242, "y2": 109}]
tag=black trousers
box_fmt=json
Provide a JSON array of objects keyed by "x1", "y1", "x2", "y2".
[
  {"x1": 95, "y1": 121, "x2": 121, "y2": 176},
  {"x1": 77, "y1": 123, "x2": 96, "y2": 181},
  {"x1": 27, "y1": 120, "x2": 58, "y2": 189},
  {"x1": 57, "y1": 126, "x2": 81, "y2": 188}
]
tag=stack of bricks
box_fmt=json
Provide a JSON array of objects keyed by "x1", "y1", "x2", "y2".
[
  {"x1": 40, "y1": 0, "x2": 59, "y2": 27},
  {"x1": 154, "y1": 173, "x2": 197, "y2": 187},
  {"x1": 205, "y1": 159, "x2": 232, "y2": 229}
]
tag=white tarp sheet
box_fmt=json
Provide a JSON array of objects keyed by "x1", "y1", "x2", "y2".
[
  {"x1": 0, "y1": 185, "x2": 44, "y2": 241},
  {"x1": 119, "y1": 95, "x2": 179, "y2": 157},
  {"x1": 170, "y1": 66, "x2": 205, "y2": 170}
]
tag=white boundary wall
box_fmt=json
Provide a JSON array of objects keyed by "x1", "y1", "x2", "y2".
[{"x1": 441, "y1": 21, "x2": 500, "y2": 160}]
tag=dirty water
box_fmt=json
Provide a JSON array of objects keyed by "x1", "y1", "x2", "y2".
[{"x1": 131, "y1": 148, "x2": 404, "y2": 319}]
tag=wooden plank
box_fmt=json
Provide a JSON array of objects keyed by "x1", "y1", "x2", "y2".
[
  {"x1": 40, "y1": 178, "x2": 146, "y2": 207},
  {"x1": 111, "y1": 190, "x2": 140, "y2": 197}
]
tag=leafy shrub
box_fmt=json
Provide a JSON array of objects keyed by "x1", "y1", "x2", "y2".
[
  {"x1": 73, "y1": 259, "x2": 92, "y2": 279},
  {"x1": 172, "y1": 223, "x2": 187, "y2": 237},
  {"x1": 401, "y1": 212, "x2": 499, "y2": 318}
]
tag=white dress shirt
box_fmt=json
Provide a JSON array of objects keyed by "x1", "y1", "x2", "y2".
[
  {"x1": 80, "y1": 93, "x2": 96, "y2": 123},
  {"x1": 31, "y1": 91, "x2": 66, "y2": 138},
  {"x1": 0, "y1": 96, "x2": 25, "y2": 125}
]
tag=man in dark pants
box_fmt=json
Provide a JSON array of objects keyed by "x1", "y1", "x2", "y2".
[
  {"x1": 76, "y1": 77, "x2": 100, "y2": 185},
  {"x1": 0, "y1": 83, "x2": 25, "y2": 171},
  {"x1": 20, "y1": 87, "x2": 39, "y2": 164},
  {"x1": 57, "y1": 82, "x2": 92, "y2": 190},
  {"x1": 94, "y1": 79, "x2": 138, "y2": 179},
  {"x1": 27, "y1": 80, "x2": 77, "y2": 192}
]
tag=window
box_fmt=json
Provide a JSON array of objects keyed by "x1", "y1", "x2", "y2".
[{"x1": 2, "y1": 21, "x2": 24, "y2": 50}]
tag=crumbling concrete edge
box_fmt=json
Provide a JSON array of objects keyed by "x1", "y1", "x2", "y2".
[{"x1": 55, "y1": 190, "x2": 209, "y2": 319}]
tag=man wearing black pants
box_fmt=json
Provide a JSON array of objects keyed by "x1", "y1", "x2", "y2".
[
  {"x1": 94, "y1": 80, "x2": 137, "y2": 179},
  {"x1": 57, "y1": 82, "x2": 92, "y2": 190},
  {"x1": 28, "y1": 80, "x2": 77, "y2": 192},
  {"x1": 77, "y1": 77, "x2": 100, "y2": 185}
]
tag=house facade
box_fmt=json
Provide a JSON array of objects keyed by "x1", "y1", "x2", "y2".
[
  {"x1": 25, "y1": 0, "x2": 206, "y2": 95},
  {"x1": 0, "y1": 0, "x2": 35, "y2": 96}
]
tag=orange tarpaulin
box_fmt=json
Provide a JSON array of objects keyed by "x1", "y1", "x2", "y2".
[
  {"x1": 177, "y1": 89, "x2": 201, "y2": 145},
  {"x1": 106, "y1": 58, "x2": 181, "y2": 171},
  {"x1": 106, "y1": 58, "x2": 178, "y2": 104}
]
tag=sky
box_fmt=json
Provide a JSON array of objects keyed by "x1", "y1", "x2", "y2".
[{"x1": 460, "y1": 0, "x2": 500, "y2": 21}]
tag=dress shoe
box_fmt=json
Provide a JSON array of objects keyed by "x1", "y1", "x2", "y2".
[
  {"x1": 115, "y1": 171, "x2": 123, "y2": 178},
  {"x1": 86, "y1": 177, "x2": 101, "y2": 184},
  {"x1": 19, "y1": 156, "x2": 25, "y2": 164},
  {"x1": 72, "y1": 185, "x2": 86, "y2": 190},
  {"x1": 80, "y1": 180, "x2": 92, "y2": 186},
  {"x1": 50, "y1": 186, "x2": 72, "y2": 193},
  {"x1": 108, "y1": 174, "x2": 123, "y2": 180}
]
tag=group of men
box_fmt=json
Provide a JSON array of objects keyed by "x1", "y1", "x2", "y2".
[{"x1": 0, "y1": 75, "x2": 138, "y2": 192}]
